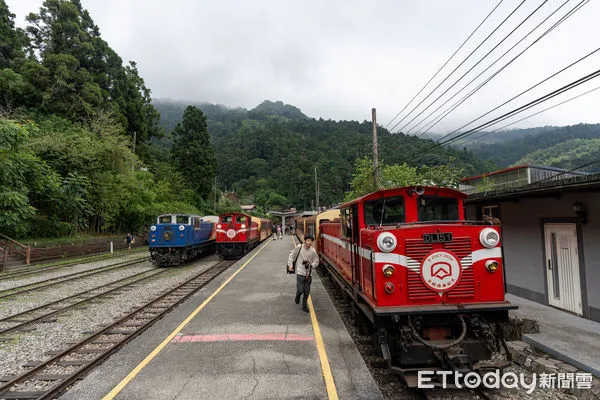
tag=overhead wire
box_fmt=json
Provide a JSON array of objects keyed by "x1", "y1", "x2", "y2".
[
  {"x1": 387, "y1": 0, "x2": 527, "y2": 134},
  {"x1": 457, "y1": 85, "x2": 600, "y2": 146},
  {"x1": 408, "y1": 0, "x2": 579, "y2": 136},
  {"x1": 430, "y1": 46, "x2": 600, "y2": 145},
  {"x1": 436, "y1": 69, "x2": 600, "y2": 145},
  {"x1": 383, "y1": 0, "x2": 504, "y2": 130},
  {"x1": 394, "y1": 0, "x2": 551, "y2": 134},
  {"x1": 408, "y1": 68, "x2": 600, "y2": 160},
  {"x1": 412, "y1": 0, "x2": 589, "y2": 137}
]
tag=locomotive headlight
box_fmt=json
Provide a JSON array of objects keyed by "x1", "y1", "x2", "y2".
[
  {"x1": 485, "y1": 260, "x2": 499, "y2": 272},
  {"x1": 382, "y1": 264, "x2": 395, "y2": 277},
  {"x1": 217, "y1": 224, "x2": 222, "y2": 229},
  {"x1": 377, "y1": 232, "x2": 397, "y2": 253},
  {"x1": 150, "y1": 225, "x2": 156, "y2": 232},
  {"x1": 241, "y1": 224, "x2": 246, "y2": 229},
  {"x1": 179, "y1": 225, "x2": 185, "y2": 231},
  {"x1": 480, "y1": 228, "x2": 499, "y2": 248}
]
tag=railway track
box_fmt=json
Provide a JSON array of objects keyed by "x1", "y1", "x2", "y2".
[
  {"x1": 0, "y1": 259, "x2": 234, "y2": 400},
  {"x1": 0, "y1": 253, "x2": 147, "y2": 281},
  {"x1": 0, "y1": 268, "x2": 167, "y2": 336},
  {"x1": 0, "y1": 258, "x2": 149, "y2": 300}
]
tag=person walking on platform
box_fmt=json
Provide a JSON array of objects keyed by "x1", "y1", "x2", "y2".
[
  {"x1": 287, "y1": 235, "x2": 319, "y2": 313},
  {"x1": 277, "y1": 224, "x2": 282, "y2": 240}
]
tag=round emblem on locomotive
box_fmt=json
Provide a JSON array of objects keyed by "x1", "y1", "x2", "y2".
[
  {"x1": 226, "y1": 229, "x2": 236, "y2": 239},
  {"x1": 420, "y1": 250, "x2": 461, "y2": 293}
]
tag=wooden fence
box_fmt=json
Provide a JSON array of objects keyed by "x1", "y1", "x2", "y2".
[{"x1": 0, "y1": 233, "x2": 147, "y2": 265}]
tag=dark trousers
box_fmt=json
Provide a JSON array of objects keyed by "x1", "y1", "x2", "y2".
[{"x1": 296, "y1": 274, "x2": 312, "y2": 307}]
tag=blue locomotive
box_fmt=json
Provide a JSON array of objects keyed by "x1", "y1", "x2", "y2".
[{"x1": 149, "y1": 213, "x2": 217, "y2": 267}]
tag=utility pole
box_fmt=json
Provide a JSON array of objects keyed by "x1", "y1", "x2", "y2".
[
  {"x1": 213, "y1": 176, "x2": 217, "y2": 213},
  {"x1": 372, "y1": 108, "x2": 380, "y2": 189},
  {"x1": 132, "y1": 131, "x2": 136, "y2": 172},
  {"x1": 315, "y1": 166, "x2": 319, "y2": 211}
]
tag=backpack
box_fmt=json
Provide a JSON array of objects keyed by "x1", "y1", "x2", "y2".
[{"x1": 286, "y1": 244, "x2": 301, "y2": 274}]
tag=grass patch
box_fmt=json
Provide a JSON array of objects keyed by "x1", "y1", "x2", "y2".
[{"x1": 21, "y1": 233, "x2": 128, "y2": 248}]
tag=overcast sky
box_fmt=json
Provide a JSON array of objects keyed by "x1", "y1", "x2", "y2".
[{"x1": 7, "y1": 0, "x2": 600, "y2": 134}]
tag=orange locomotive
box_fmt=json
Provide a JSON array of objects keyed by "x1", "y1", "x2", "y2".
[
  {"x1": 313, "y1": 186, "x2": 515, "y2": 379},
  {"x1": 216, "y1": 212, "x2": 272, "y2": 258}
]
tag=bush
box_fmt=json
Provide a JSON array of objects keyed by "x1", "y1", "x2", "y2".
[{"x1": 28, "y1": 217, "x2": 73, "y2": 238}]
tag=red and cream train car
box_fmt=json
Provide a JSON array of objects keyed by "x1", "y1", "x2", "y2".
[
  {"x1": 317, "y1": 186, "x2": 516, "y2": 374},
  {"x1": 295, "y1": 210, "x2": 340, "y2": 253},
  {"x1": 216, "y1": 212, "x2": 272, "y2": 258}
]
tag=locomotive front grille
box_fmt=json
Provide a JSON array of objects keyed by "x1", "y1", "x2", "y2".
[{"x1": 405, "y1": 237, "x2": 475, "y2": 300}]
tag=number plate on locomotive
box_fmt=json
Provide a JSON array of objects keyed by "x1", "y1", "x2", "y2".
[{"x1": 422, "y1": 233, "x2": 452, "y2": 243}]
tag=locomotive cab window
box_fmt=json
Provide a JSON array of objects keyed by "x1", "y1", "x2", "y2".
[
  {"x1": 417, "y1": 196, "x2": 459, "y2": 221},
  {"x1": 176, "y1": 215, "x2": 189, "y2": 224},
  {"x1": 236, "y1": 215, "x2": 247, "y2": 223},
  {"x1": 364, "y1": 196, "x2": 405, "y2": 226},
  {"x1": 158, "y1": 215, "x2": 172, "y2": 224},
  {"x1": 221, "y1": 215, "x2": 232, "y2": 223}
]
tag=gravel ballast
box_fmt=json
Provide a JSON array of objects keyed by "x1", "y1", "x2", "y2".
[
  {"x1": 0, "y1": 255, "x2": 218, "y2": 381},
  {"x1": 0, "y1": 252, "x2": 149, "y2": 292}
]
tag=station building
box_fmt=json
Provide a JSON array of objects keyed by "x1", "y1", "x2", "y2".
[{"x1": 461, "y1": 165, "x2": 600, "y2": 322}]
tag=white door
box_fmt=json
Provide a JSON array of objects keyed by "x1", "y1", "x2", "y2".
[{"x1": 544, "y1": 224, "x2": 582, "y2": 315}]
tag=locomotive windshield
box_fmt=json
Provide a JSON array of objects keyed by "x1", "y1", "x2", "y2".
[
  {"x1": 158, "y1": 215, "x2": 172, "y2": 224},
  {"x1": 176, "y1": 215, "x2": 190, "y2": 224},
  {"x1": 364, "y1": 196, "x2": 405, "y2": 226},
  {"x1": 221, "y1": 215, "x2": 233, "y2": 223},
  {"x1": 417, "y1": 196, "x2": 459, "y2": 221},
  {"x1": 237, "y1": 215, "x2": 248, "y2": 223}
]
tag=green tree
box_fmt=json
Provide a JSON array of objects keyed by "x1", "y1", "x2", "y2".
[
  {"x1": 25, "y1": 0, "x2": 160, "y2": 140},
  {"x1": 0, "y1": 0, "x2": 27, "y2": 69},
  {"x1": 172, "y1": 106, "x2": 217, "y2": 200},
  {"x1": 0, "y1": 121, "x2": 37, "y2": 236},
  {"x1": 346, "y1": 157, "x2": 463, "y2": 199}
]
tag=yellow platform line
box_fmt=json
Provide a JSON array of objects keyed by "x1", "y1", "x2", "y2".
[
  {"x1": 291, "y1": 235, "x2": 339, "y2": 400},
  {"x1": 103, "y1": 239, "x2": 273, "y2": 400}
]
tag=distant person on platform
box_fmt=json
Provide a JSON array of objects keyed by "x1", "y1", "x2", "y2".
[
  {"x1": 287, "y1": 235, "x2": 320, "y2": 313},
  {"x1": 125, "y1": 233, "x2": 135, "y2": 252},
  {"x1": 277, "y1": 225, "x2": 282, "y2": 240}
]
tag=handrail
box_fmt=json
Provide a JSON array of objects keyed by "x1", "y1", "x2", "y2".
[
  {"x1": 0, "y1": 232, "x2": 27, "y2": 249},
  {"x1": 0, "y1": 233, "x2": 30, "y2": 264}
]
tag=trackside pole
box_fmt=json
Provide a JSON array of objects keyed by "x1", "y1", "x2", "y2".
[{"x1": 372, "y1": 108, "x2": 380, "y2": 189}]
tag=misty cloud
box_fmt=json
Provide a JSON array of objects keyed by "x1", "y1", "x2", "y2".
[{"x1": 8, "y1": 0, "x2": 600, "y2": 132}]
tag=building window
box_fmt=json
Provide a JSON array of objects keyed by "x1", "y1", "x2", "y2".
[{"x1": 482, "y1": 205, "x2": 500, "y2": 219}]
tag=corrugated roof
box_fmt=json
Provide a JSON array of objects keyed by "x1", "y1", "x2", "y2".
[{"x1": 466, "y1": 172, "x2": 600, "y2": 202}]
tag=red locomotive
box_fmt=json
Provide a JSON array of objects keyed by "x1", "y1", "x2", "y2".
[
  {"x1": 312, "y1": 186, "x2": 515, "y2": 380},
  {"x1": 216, "y1": 212, "x2": 272, "y2": 258}
]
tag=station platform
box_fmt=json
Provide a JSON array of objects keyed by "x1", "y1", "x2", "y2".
[
  {"x1": 507, "y1": 294, "x2": 600, "y2": 377},
  {"x1": 62, "y1": 236, "x2": 383, "y2": 400}
]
